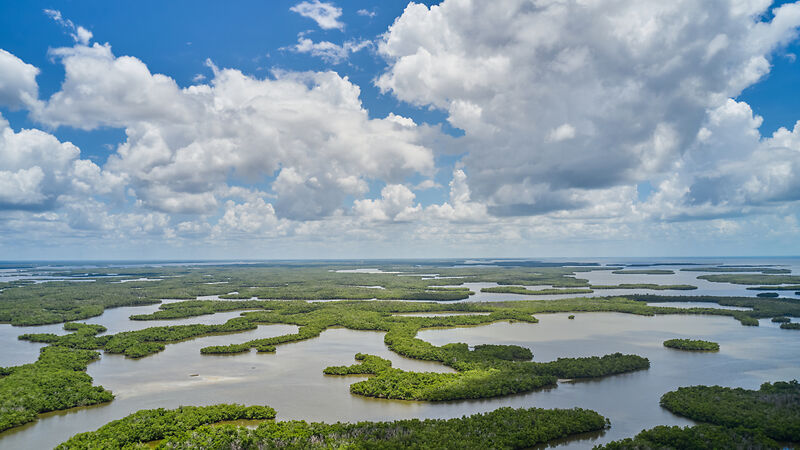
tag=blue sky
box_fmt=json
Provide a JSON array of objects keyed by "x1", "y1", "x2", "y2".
[{"x1": 0, "y1": 0, "x2": 799, "y2": 259}]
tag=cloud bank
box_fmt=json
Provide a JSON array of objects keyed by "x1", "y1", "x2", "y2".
[{"x1": 0, "y1": 2, "x2": 799, "y2": 257}]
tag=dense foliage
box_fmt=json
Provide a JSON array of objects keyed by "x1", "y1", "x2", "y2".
[
  {"x1": 57, "y1": 404, "x2": 276, "y2": 449},
  {"x1": 611, "y1": 269, "x2": 674, "y2": 274},
  {"x1": 325, "y1": 348, "x2": 647, "y2": 401},
  {"x1": 149, "y1": 406, "x2": 608, "y2": 450},
  {"x1": 628, "y1": 294, "x2": 800, "y2": 326},
  {"x1": 5, "y1": 261, "x2": 800, "y2": 436},
  {"x1": 591, "y1": 284, "x2": 697, "y2": 290},
  {"x1": 697, "y1": 273, "x2": 800, "y2": 285},
  {"x1": 323, "y1": 353, "x2": 393, "y2": 375},
  {"x1": 1, "y1": 296, "x2": 657, "y2": 432},
  {"x1": 660, "y1": 381, "x2": 800, "y2": 442},
  {"x1": 20, "y1": 319, "x2": 259, "y2": 358},
  {"x1": 747, "y1": 284, "x2": 800, "y2": 290},
  {"x1": 663, "y1": 339, "x2": 720, "y2": 351},
  {"x1": 481, "y1": 286, "x2": 594, "y2": 295},
  {"x1": 0, "y1": 346, "x2": 113, "y2": 432},
  {"x1": 781, "y1": 322, "x2": 800, "y2": 330},
  {"x1": 757, "y1": 292, "x2": 780, "y2": 298},
  {"x1": 0, "y1": 262, "x2": 610, "y2": 326},
  {"x1": 682, "y1": 267, "x2": 791, "y2": 274},
  {"x1": 771, "y1": 316, "x2": 791, "y2": 323},
  {"x1": 596, "y1": 424, "x2": 779, "y2": 449}
]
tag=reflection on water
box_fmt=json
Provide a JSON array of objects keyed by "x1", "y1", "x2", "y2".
[
  {"x1": 1, "y1": 312, "x2": 799, "y2": 449},
  {"x1": 419, "y1": 313, "x2": 800, "y2": 448},
  {"x1": 0, "y1": 304, "x2": 257, "y2": 367},
  {"x1": 2, "y1": 259, "x2": 800, "y2": 448},
  {"x1": 0, "y1": 325, "x2": 453, "y2": 450}
]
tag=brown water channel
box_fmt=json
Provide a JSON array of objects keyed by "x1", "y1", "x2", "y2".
[{"x1": 1, "y1": 310, "x2": 799, "y2": 449}]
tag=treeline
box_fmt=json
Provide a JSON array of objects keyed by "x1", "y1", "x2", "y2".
[
  {"x1": 323, "y1": 353, "x2": 392, "y2": 375},
  {"x1": 481, "y1": 286, "x2": 594, "y2": 295},
  {"x1": 19, "y1": 319, "x2": 258, "y2": 358},
  {"x1": 529, "y1": 353, "x2": 650, "y2": 379},
  {"x1": 596, "y1": 424, "x2": 779, "y2": 449},
  {"x1": 326, "y1": 349, "x2": 647, "y2": 402},
  {"x1": 57, "y1": 404, "x2": 276, "y2": 449},
  {"x1": 611, "y1": 269, "x2": 674, "y2": 274},
  {"x1": 4, "y1": 294, "x2": 769, "y2": 433},
  {"x1": 591, "y1": 284, "x2": 697, "y2": 290},
  {"x1": 627, "y1": 294, "x2": 800, "y2": 326},
  {"x1": 682, "y1": 267, "x2": 790, "y2": 274},
  {"x1": 0, "y1": 346, "x2": 113, "y2": 432},
  {"x1": 660, "y1": 381, "x2": 800, "y2": 442},
  {"x1": 663, "y1": 339, "x2": 720, "y2": 351},
  {"x1": 748, "y1": 284, "x2": 800, "y2": 290},
  {"x1": 349, "y1": 367, "x2": 556, "y2": 401},
  {"x1": 697, "y1": 273, "x2": 800, "y2": 285},
  {"x1": 67, "y1": 405, "x2": 608, "y2": 450},
  {"x1": 599, "y1": 380, "x2": 800, "y2": 448}
]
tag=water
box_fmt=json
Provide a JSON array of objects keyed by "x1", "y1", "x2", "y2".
[
  {"x1": 418, "y1": 313, "x2": 800, "y2": 448},
  {"x1": 2, "y1": 258, "x2": 800, "y2": 448},
  {"x1": 645, "y1": 302, "x2": 752, "y2": 311},
  {"x1": 445, "y1": 264, "x2": 800, "y2": 302},
  {"x1": 0, "y1": 325, "x2": 454, "y2": 450},
  {"x1": 1, "y1": 311, "x2": 798, "y2": 449},
  {"x1": 0, "y1": 303, "x2": 258, "y2": 367}
]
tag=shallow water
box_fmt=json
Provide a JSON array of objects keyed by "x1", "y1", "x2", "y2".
[
  {"x1": 445, "y1": 266, "x2": 800, "y2": 302},
  {"x1": 0, "y1": 301, "x2": 262, "y2": 367},
  {"x1": 645, "y1": 301, "x2": 753, "y2": 311},
  {"x1": 0, "y1": 325, "x2": 453, "y2": 450},
  {"x1": 2, "y1": 259, "x2": 800, "y2": 448},
  {"x1": 1, "y1": 311, "x2": 799, "y2": 449}
]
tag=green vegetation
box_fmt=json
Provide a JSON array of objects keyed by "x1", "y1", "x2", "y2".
[
  {"x1": 771, "y1": 316, "x2": 791, "y2": 323},
  {"x1": 627, "y1": 294, "x2": 800, "y2": 326},
  {"x1": 1, "y1": 297, "x2": 658, "y2": 431},
  {"x1": 0, "y1": 280, "x2": 160, "y2": 326},
  {"x1": 18, "y1": 292, "x2": 800, "y2": 366},
  {"x1": 697, "y1": 273, "x2": 800, "y2": 285},
  {"x1": 781, "y1": 322, "x2": 800, "y2": 330},
  {"x1": 20, "y1": 319, "x2": 259, "y2": 358},
  {"x1": 611, "y1": 269, "x2": 674, "y2": 274},
  {"x1": 591, "y1": 284, "x2": 697, "y2": 290},
  {"x1": 481, "y1": 286, "x2": 594, "y2": 295},
  {"x1": 682, "y1": 267, "x2": 791, "y2": 274},
  {"x1": 328, "y1": 351, "x2": 648, "y2": 401},
  {"x1": 747, "y1": 284, "x2": 800, "y2": 290},
  {"x1": 596, "y1": 424, "x2": 779, "y2": 449},
  {"x1": 568, "y1": 314, "x2": 575, "y2": 319},
  {"x1": 57, "y1": 404, "x2": 276, "y2": 449},
  {"x1": 6, "y1": 262, "x2": 800, "y2": 436},
  {"x1": 85, "y1": 406, "x2": 608, "y2": 450},
  {"x1": 0, "y1": 346, "x2": 113, "y2": 432},
  {"x1": 757, "y1": 292, "x2": 779, "y2": 298},
  {"x1": 600, "y1": 380, "x2": 800, "y2": 449},
  {"x1": 660, "y1": 381, "x2": 800, "y2": 442},
  {"x1": 323, "y1": 353, "x2": 393, "y2": 375},
  {"x1": 663, "y1": 339, "x2": 719, "y2": 351},
  {"x1": 1, "y1": 262, "x2": 617, "y2": 327}
]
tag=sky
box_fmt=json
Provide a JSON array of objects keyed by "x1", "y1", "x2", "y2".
[{"x1": 0, "y1": 0, "x2": 800, "y2": 260}]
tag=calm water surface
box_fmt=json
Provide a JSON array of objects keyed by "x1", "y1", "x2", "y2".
[
  {"x1": 1, "y1": 310, "x2": 799, "y2": 449},
  {"x1": 2, "y1": 259, "x2": 800, "y2": 448}
]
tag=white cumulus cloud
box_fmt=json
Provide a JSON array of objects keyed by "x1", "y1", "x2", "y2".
[
  {"x1": 378, "y1": 0, "x2": 800, "y2": 217},
  {"x1": 290, "y1": 0, "x2": 344, "y2": 30}
]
